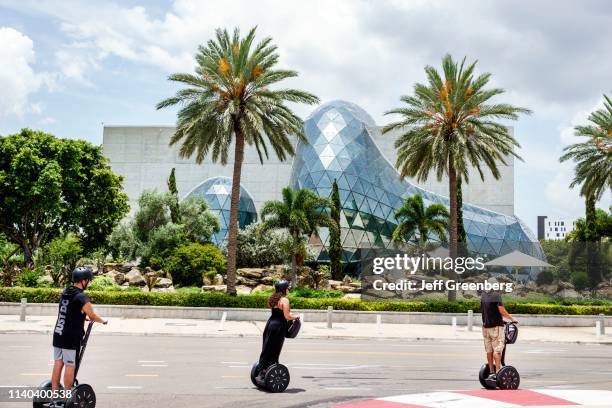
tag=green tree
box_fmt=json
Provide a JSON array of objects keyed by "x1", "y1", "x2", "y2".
[
  {"x1": 179, "y1": 197, "x2": 220, "y2": 243},
  {"x1": 329, "y1": 179, "x2": 343, "y2": 280},
  {"x1": 156, "y1": 27, "x2": 319, "y2": 295},
  {"x1": 134, "y1": 190, "x2": 172, "y2": 243},
  {"x1": 392, "y1": 194, "x2": 449, "y2": 251},
  {"x1": 37, "y1": 233, "x2": 83, "y2": 286},
  {"x1": 167, "y1": 168, "x2": 181, "y2": 224},
  {"x1": 261, "y1": 187, "x2": 332, "y2": 286},
  {"x1": 230, "y1": 223, "x2": 291, "y2": 268},
  {"x1": 0, "y1": 129, "x2": 129, "y2": 265},
  {"x1": 165, "y1": 243, "x2": 226, "y2": 287},
  {"x1": 561, "y1": 94, "x2": 612, "y2": 286},
  {"x1": 383, "y1": 55, "x2": 530, "y2": 300}
]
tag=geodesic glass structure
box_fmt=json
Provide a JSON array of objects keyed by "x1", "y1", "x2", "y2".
[
  {"x1": 289, "y1": 100, "x2": 543, "y2": 268},
  {"x1": 184, "y1": 177, "x2": 257, "y2": 245}
]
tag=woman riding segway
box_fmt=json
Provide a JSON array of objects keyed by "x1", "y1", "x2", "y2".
[{"x1": 251, "y1": 279, "x2": 300, "y2": 392}]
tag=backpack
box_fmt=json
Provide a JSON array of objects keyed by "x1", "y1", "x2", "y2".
[
  {"x1": 286, "y1": 319, "x2": 301, "y2": 338},
  {"x1": 505, "y1": 322, "x2": 519, "y2": 344}
]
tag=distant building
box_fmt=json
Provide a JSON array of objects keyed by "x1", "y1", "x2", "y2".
[{"x1": 537, "y1": 216, "x2": 576, "y2": 240}]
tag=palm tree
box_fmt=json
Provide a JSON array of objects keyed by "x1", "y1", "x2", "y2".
[
  {"x1": 392, "y1": 194, "x2": 449, "y2": 252},
  {"x1": 560, "y1": 93, "x2": 612, "y2": 286},
  {"x1": 261, "y1": 187, "x2": 332, "y2": 287},
  {"x1": 157, "y1": 27, "x2": 319, "y2": 295},
  {"x1": 383, "y1": 54, "x2": 530, "y2": 300}
]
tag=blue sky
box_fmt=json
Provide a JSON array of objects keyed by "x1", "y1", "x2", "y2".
[{"x1": 0, "y1": 0, "x2": 610, "y2": 233}]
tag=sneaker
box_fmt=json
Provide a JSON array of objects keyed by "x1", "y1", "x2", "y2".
[{"x1": 487, "y1": 373, "x2": 497, "y2": 381}]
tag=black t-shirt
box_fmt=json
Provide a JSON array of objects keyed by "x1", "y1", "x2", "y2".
[
  {"x1": 52, "y1": 286, "x2": 90, "y2": 350},
  {"x1": 481, "y1": 291, "x2": 504, "y2": 328}
]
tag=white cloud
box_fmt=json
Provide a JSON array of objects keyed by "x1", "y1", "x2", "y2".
[{"x1": 0, "y1": 27, "x2": 53, "y2": 117}]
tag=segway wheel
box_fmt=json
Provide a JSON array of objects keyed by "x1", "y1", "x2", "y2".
[
  {"x1": 264, "y1": 364, "x2": 290, "y2": 393},
  {"x1": 32, "y1": 380, "x2": 52, "y2": 408},
  {"x1": 251, "y1": 362, "x2": 263, "y2": 388},
  {"x1": 497, "y1": 366, "x2": 520, "y2": 390},
  {"x1": 65, "y1": 383, "x2": 96, "y2": 408},
  {"x1": 478, "y1": 364, "x2": 497, "y2": 390}
]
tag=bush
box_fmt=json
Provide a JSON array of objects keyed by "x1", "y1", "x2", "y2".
[
  {"x1": 165, "y1": 243, "x2": 226, "y2": 287},
  {"x1": 108, "y1": 222, "x2": 139, "y2": 261},
  {"x1": 230, "y1": 223, "x2": 291, "y2": 268},
  {"x1": 571, "y1": 272, "x2": 590, "y2": 290},
  {"x1": 1, "y1": 287, "x2": 610, "y2": 315},
  {"x1": 140, "y1": 223, "x2": 188, "y2": 268},
  {"x1": 536, "y1": 270, "x2": 554, "y2": 286},
  {"x1": 16, "y1": 268, "x2": 43, "y2": 288},
  {"x1": 88, "y1": 276, "x2": 121, "y2": 291},
  {"x1": 36, "y1": 233, "x2": 83, "y2": 286}
]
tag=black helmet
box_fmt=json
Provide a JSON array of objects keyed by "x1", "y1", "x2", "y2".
[
  {"x1": 72, "y1": 267, "x2": 93, "y2": 283},
  {"x1": 274, "y1": 279, "x2": 289, "y2": 293}
]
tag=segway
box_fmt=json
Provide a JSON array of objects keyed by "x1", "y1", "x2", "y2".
[
  {"x1": 251, "y1": 318, "x2": 301, "y2": 393},
  {"x1": 479, "y1": 322, "x2": 520, "y2": 390},
  {"x1": 33, "y1": 321, "x2": 97, "y2": 407}
]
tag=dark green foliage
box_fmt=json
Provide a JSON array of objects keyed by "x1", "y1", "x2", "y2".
[
  {"x1": 1, "y1": 287, "x2": 610, "y2": 315},
  {"x1": 16, "y1": 268, "x2": 43, "y2": 288},
  {"x1": 535, "y1": 270, "x2": 554, "y2": 286},
  {"x1": 0, "y1": 129, "x2": 129, "y2": 264},
  {"x1": 164, "y1": 243, "x2": 227, "y2": 286},
  {"x1": 232, "y1": 223, "x2": 290, "y2": 268},
  {"x1": 167, "y1": 168, "x2": 181, "y2": 224},
  {"x1": 329, "y1": 179, "x2": 342, "y2": 280},
  {"x1": 571, "y1": 272, "x2": 590, "y2": 291},
  {"x1": 392, "y1": 194, "x2": 449, "y2": 247},
  {"x1": 37, "y1": 233, "x2": 83, "y2": 286}
]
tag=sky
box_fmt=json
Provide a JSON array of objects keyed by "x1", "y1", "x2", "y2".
[{"x1": 0, "y1": 0, "x2": 610, "y2": 234}]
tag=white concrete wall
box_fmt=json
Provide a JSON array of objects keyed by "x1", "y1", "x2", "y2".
[{"x1": 103, "y1": 125, "x2": 515, "y2": 216}]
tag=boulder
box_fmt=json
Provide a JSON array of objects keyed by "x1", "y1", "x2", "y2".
[
  {"x1": 104, "y1": 263, "x2": 133, "y2": 274},
  {"x1": 342, "y1": 275, "x2": 352, "y2": 285},
  {"x1": 105, "y1": 270, "x2": 126, "y2": 285},
  {"x1": 252, "y1": 284, "x2": 273, "y2": 293},
  {"x1": 37, "y1": 274, "x2": 54, "y2": 285},
  {"x1": 343, "y1": 293, "x2": 361, "y2": 299},
  {"x1": 328, "y1": 280, "x2": 343, "y2": 289},
  {"x1": 202, "y1": 285, "x2": 227, "y2": 292},
  {"x1": 594, "y1": 283, "x2": 612, "y2": 298},
  {"x1": 556, "y1": 288, "x2": 582, "y2": 299},
  {"x1": 212, "y1": 274, "x2": 224, "y2": 285},
  {"x1": 125, "y1": 268, "x2": 145, "y2": 286},
  {"x1": 150, "y1": 286, "x2": 175, "y2": 293},
  {"x1": 236, "y1": 285, "x2": 252, "y2": 295},
  {"x1": 261, "y1": 276, "x2": 275, "y2": 285},
  {"x1": 155, "y1": 278, "x2": 173, "y2": 288},
  {"x1": 336, "y1": 285, "x2": 361, "y2": 294},
  {"x1": 348, "y1": 282, "x2": 362, "y2": 288},
  {"x1": 537, "y1": 284, "x2": 558, "y2": 295},
  {"x1": 558, "y1": 281, "x2": 575, "y2": 290},
  {"x1": 238, "y1": 268, "x2": 265, "y2": 280},
  {"x1": 496, "y1": 274, "x2": 514, "y2": 283},
  {"x1": 202, "y1": 275, "x2": 212, "y2": 286},
  {"x1": 237, "y1": 276, "x2": 259, "y2": 287}
]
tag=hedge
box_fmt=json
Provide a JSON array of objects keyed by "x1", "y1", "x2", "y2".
[{"x1": 0, "y1": 287, "x2": 610, "y2": 315}]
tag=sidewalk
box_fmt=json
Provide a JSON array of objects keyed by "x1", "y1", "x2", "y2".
[{"x1": 0, "y1": 314, "x2": 610, "y2": 344}]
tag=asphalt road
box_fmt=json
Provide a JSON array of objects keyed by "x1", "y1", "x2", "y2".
[{"x1": 0, "y1": 333, "x2": 610, "y2": 407}]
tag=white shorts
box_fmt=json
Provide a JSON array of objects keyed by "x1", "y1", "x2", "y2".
[{"x1": 53, "y1": 347, "x2": 77, "y2": 366}]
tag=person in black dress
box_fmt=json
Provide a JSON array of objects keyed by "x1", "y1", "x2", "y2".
[{"x1": 257, "y1": 280, "x2": 299, "y2": 379}]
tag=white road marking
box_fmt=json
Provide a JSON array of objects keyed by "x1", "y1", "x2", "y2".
[
  {"x1": 221, "y1": 361, "x2": 248, "y2": 364},
  {"x1": 228, "y1": 365, "x2": 250, "y2": 368},
  {"x1": 140, "y1": 364, "x2": 168, "y2": 367},
  {"x1": 9, "y1": 346, "x2": 32, "y2": 349},
  {"x1": 137, "y1": 360, "x2": 165, "y2": 363},
  {"x1": 325, "y1": 387, "x2": 372, "y2": 391},
  {"x1": 536, "y1": 389, "x2": 612, "y2": 405},
  {"x1": 0, "y1": 385, "x2": 29, "y2": 388},
  {"x1": 19, "y1": 373, "x2": 48, "y2": 376},
  {"x1": 125, "y1": 374, "x2": 159, "y2": 377},
  {"x1": 107, "y1": 386, "x2": 143, "y2": 389}
]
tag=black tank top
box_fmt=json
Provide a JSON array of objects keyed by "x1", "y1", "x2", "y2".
[{"x1": 52, "y1": 286, "x2": 90, "y2": 350}]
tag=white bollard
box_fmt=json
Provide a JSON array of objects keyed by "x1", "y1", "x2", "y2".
[
  {"x1": 599, "y1": 314, "x2": 606, "y2": 336},
  {"x1": 376, "y1": 314, "x2": 382, "y2": 333},
  {"x1": 595, "y1": 321, "x2": 601, "y2": 337},
  {"x1": 327, "y1": 306, "x2": 333, "y2": 329},
  {"x1": 219, "y1": 311, "x2": 227, "y2": 331},
  {"x1": 19, "y1": 298, "x2": 27, "y2": 322},
  {"x1": 452, "y1": 316, "x2": 457, "y2": 335},
  {"x1": 467, "y1": 310, "x2": 473, "y2": 332}
]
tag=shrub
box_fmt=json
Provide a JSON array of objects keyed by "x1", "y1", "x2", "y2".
[
  {"x1": 108, "y1": 222, "x2": 140, "y2": 261},
  {"x1": 536, "y1": 270, "x2": 554, "y2": 286},
  {"x1": 229, "y1": 223, "x2": 291, "y2": 268},
  {"x1": 88, "y1": 276, "x2": 121, "y2": 291},
  {"x1": 1, "y1": 287, "x2": 609, "y2": 315},
  {"x1": 140, "y1": 223, "x2": 188, "y2": 268},
  {"x1": 571, "y1": 272, "x2": 590, "y2": 290},
  {"x1": 16, "y1": 268, "x2": 43, "y2": 288},
  {"x1": 36, "y1": 233, "x2": 83, "y2": 286},
  {"x1": 165, "y1": 243, "x2": 226, "y2": 287}
]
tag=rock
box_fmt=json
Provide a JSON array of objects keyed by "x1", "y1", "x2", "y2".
[
  {"x1": 348, "y1": 282, "x2": 362, "y2": 288},
  {"x1": 202, "y1": 275, "x2": 212, "y2": 286},
  {"x1": 342, "y1": 293, "x2": 361, "y2": 299},
  {"x1": 150, "y1": 286, "x2": 176, "y2": 293},
  {"x1": 556, "y1": 288, "x2": 582, "y2": 299},
  {"x1": 236, "y1": 285, "x2": 252, "y2": 295},
  {"x1": 105, "y1": 270, "x2": 126, "y2": 285},
  {"x1": 121, "y1": 282, "x2": 129, "y2": 287},
  {"x1": 337, "y1": 285, "x2": 361, "y2": 294},
  {"x1": 537, "y1": 284, "x2": 558, "y2": 295},
  {"x1": 212, "y1": 274, "x2": 224, "y2": 285},
  {"x1": 495, "y1": 274, "x2": 514, "y2": 283},
  {"x1": 237, "y1": 276, "x2": 259, "y2": 287},
  {"x1": 155, "y1": 277, "x2": 173, "y2": 288},
  {"x1": 558, "y1": 281, "x2": 575, "y2": 290},
  {"x1": 104, "y1": 263, "x2": 133, "y2": 274},
  {"x1": 252, "y1": 284, "x2": 273, "y2": 293},
  {"x1": 125, "y1": 268, "x2": 145, "y2": 286},
  {"x1": 342, "y1": 275, "x2": 352, "y2": 285},
  {"x1": 238, "y1": 268, "x2": 264, "y2": 280},
  {"x1": 202, "y1": 285, "x2": 227, "y2": 292},
  {"x1": 594, "y1": 283, "x2": 612, "y2": 298},
  {"x1": 328, "y1": 280, "x2": 342, "y2": 289},
  {"x1": 261, "y1": 276, "x2": 275, "y2": 285},
  {"x1": 37, "y1": 274, "x2": 54, "y2": 285}
]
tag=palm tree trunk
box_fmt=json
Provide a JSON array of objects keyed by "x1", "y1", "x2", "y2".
[
  {"x1": 291, "y1": 254, "x2": 297, "y2": 288},
  {"x1": 447, "y1": 157, "x2": 458, "y2": 302},
  {"x1": 226, "y1": 127, "x2": 245, "y2": 296},
  {"x1": 584, "y1": 194, "x2": 601, "y2": 287}
]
